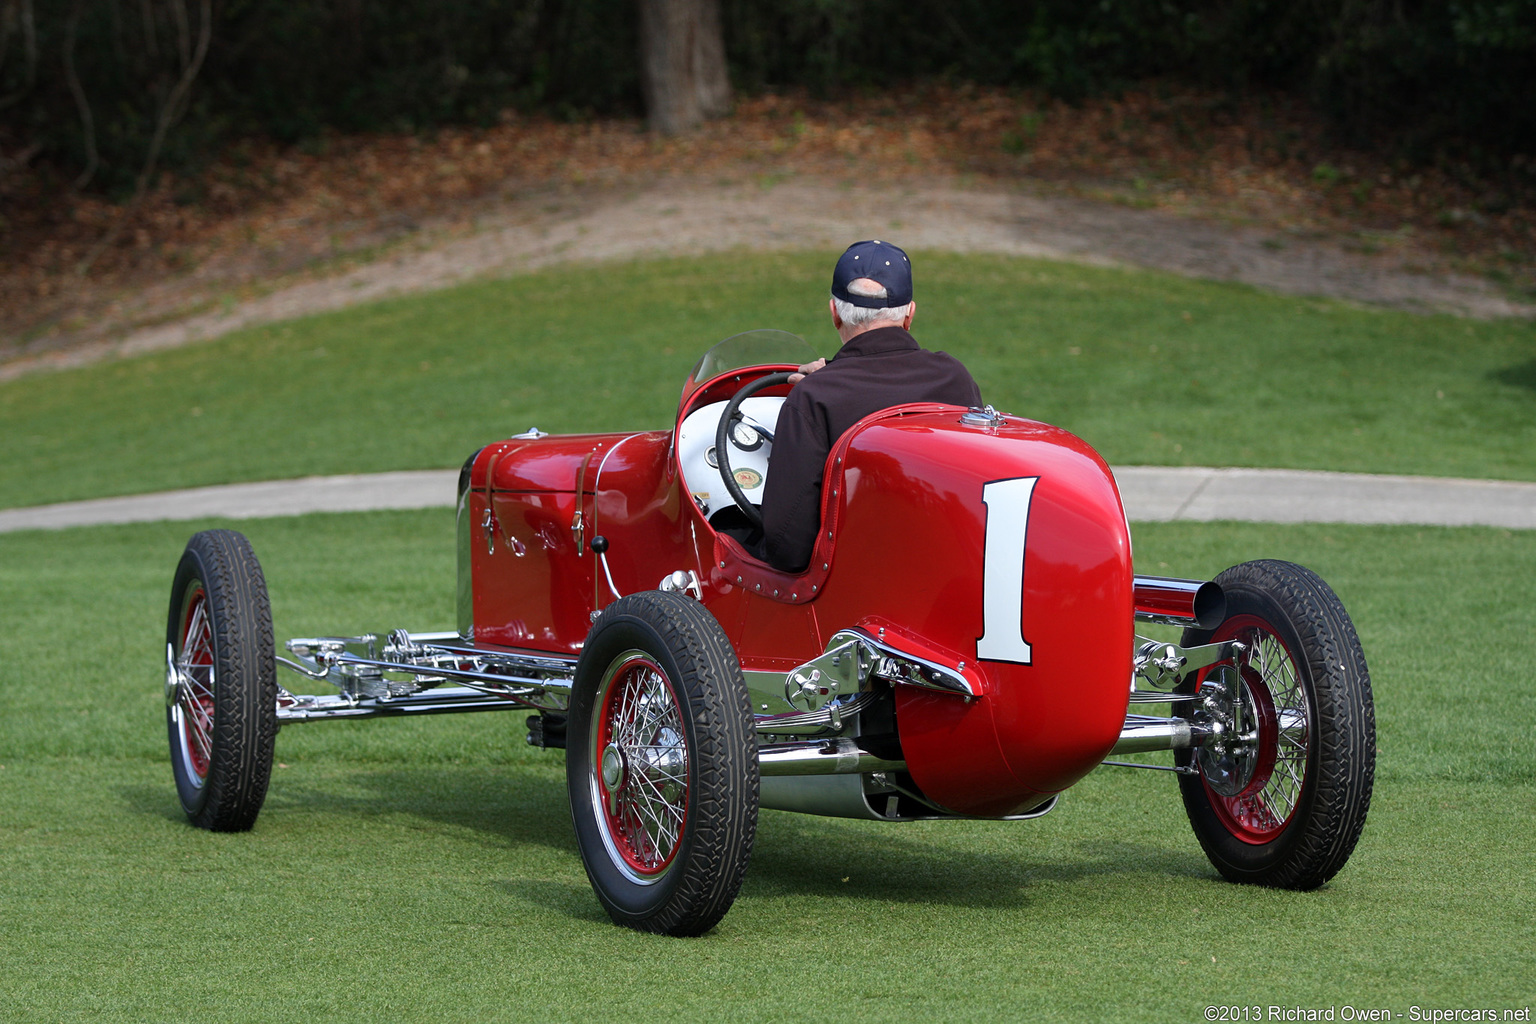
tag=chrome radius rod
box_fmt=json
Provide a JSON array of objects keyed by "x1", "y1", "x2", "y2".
[
  {"x1": 276, "y1": 685, "x2": 555, "y2": 721},
  {"x1": 309, "y1": 652, "x2": 572, "y2": 696},
  {"x1": 276, "y1": 635, "x2": 575, "y2": 710}
]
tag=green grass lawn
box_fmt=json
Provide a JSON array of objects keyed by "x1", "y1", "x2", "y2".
[
  {"x1": 2, "y1": 250, "x2": 1534, "y2": 510},
  {"x1": 2, "y1": 513, "x2": 1532, "y2": 1021}
]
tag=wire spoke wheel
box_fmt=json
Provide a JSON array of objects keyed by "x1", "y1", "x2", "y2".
[
  {"x1": 165, "y1": 530, "x2": 277, "y2": 832},
  {"x1": 567, "y1": 591, "x2": 758, "y2": 936},
  {"x1": 592, "y1": 654, "x2": 690, "y2": 880},
  {"x1": 1195, "y1": 616, "x2": 1308, "y2": 843},
  {"x1": 1176, "y1": 559, "x2": 1375, "y2": 890},
  {"x1": 168, "y1": 586, "x2": 217, "y2": 785}
]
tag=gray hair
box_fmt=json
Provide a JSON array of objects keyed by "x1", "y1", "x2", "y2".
[{"x1": 832, "y1": 294, "x2": 913, "y2": 327}]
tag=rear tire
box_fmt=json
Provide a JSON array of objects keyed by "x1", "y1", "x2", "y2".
[
  {"x1": 567, "y1": 591, "x2": 758, "y2": 935},
  {"x1": 165, "y1": 530, "x2": 277, "y2": 831},
  {"x1": 1177, "y1": 559, "x2": 1374, "y2": 889}
]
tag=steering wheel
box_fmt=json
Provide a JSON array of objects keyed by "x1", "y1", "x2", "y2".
[{"x1": 714, "y1": 371, "x2": 795, "y2": 530}]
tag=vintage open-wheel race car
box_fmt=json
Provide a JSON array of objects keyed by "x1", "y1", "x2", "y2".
[{"x1": 163, "y1": 329, "x2": 1376, "y2": 935}]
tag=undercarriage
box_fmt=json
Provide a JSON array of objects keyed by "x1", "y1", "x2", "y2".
[{"x1": 204, "y1": 574, "x2": 1250, "y2": 821}]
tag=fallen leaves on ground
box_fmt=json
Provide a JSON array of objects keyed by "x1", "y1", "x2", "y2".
[{"x1": 3, "y1": 81, "x2": 1532, "y2": 356}]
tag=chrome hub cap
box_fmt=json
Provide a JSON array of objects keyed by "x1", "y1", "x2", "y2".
[
  {"x1": 165, "y1": 643, "x2": 184, "y2": 708},
  {"x1": 1195, "y1": 665, "x2": 1262, "y2": 797},
  {"x1": 601, "y1": 742, "x2": 626, "y2": 814},
  {"x1": 643, "y1": 726, "x2": 686, "y2": 805}
]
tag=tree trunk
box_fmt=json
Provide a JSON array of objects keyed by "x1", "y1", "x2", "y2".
[{"x1": 637, "y1": 0, "x2": 730, "y2": 134}]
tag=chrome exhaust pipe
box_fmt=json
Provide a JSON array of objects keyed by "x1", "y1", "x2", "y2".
[
  {"x1": 1110, "y1": 713, "x2": 1211, "y2": 755},
  {"x1": 1133, "y1": 575, "x2": 1225, "y2": 628},
  {"x1": 758, "y1": 738, "x2": 906, "y2": 777}
]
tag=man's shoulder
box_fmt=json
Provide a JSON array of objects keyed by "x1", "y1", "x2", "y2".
[
  {"x1": 910, "y1": 343, "x2": 979, "y2": 381},
  {"x1": 919, "y1": 346, "x2": 967, "y2": 365}
]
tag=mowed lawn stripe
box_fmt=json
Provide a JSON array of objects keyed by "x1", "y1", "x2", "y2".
[
  {"x1": 0, "y1": 513, "x2": 1531, "y2": 1020},
  {"x1": 2, "y1": 250, "x2": 1533, "y2": 511}
]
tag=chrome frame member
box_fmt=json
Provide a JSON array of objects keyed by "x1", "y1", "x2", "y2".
[
  {"x1": 1128, "y1": 636, "x2": 1244, "y2": 703},
  {"x1": 1106, "y1": 637, "x2": 1255, "y2": 774},
  {"x1": 1105, "y1": 575, "x2": 1239, "y2": 773},
  {"x1": 269, "y1": 622, "x2": 921, "y2": 779},
  {"x1": 745, "y1": 626, "x2": 974, "y2": 740},
  {"x1": 275, "y1": 630, "x2": 576, "y2": 722}
]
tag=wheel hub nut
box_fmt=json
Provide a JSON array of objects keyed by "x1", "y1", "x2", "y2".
[
  {"x1": 164, "y1": 654, "x2": 184, "y2": 709},
  {"x1": 601, "y1": 743, "x2": 625, "y2": 792}
]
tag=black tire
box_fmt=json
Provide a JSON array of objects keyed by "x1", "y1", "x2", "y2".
[
  {"x1": 165, "y1": 529, "x2": 277, "y2": 831},
  {"x1": 567, "y1": 591, "x2": 759, "y2": 935},
  {"x1": 1176, "y1": 559, "x2": 1374, "y2": 889}
]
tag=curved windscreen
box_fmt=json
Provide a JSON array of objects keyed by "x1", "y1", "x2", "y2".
[{"x1": 691, "y1": 329, "x2": 821, "y2": 383}]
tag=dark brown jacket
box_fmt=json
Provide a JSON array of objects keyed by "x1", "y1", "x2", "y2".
[{"x1": 760, "y1": 326, "x2": 981, "y2": 572}]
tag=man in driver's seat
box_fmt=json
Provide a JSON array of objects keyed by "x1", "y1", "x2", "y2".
[{"x1": 760, "y1": 240, "x2": 982, "y2": 572}]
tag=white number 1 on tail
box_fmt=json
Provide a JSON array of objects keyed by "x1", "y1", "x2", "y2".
[{"x1": 976, "y1": 477, "x2": 1038, "y2": 664}]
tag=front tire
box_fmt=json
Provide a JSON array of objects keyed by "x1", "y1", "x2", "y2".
[
  {"x1": 567, "y1": 591, "x2": 759, "y2": 935},
  {"x1": 165, "y1": 529, "x2": 277, "y2": 831},
  {"x1": 1176, "y1": 559, "x2": 1374, "y2": 889}
]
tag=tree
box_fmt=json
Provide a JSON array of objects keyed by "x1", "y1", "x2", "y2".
[{"x1": 637, "y1": 0, "x2": 730, "y2": 134}]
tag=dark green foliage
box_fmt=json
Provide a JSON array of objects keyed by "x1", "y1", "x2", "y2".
[
  {"x1": 1, "y1": 0, "x2": 641, "y2": 194},
  {"x1": 211, "y1": 0, "x2": 640, "y2": 142},
  {"x1": 724, "y1": 0, "x2": 1536, "y2": 157},
  {"x1": 2, "y1": 0, "x2": 1533, "y2": 193},
  {"x1": 1306, "y1": 0, "x2": 1536, "y2": 160}
]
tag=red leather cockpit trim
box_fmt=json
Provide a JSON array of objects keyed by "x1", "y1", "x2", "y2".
[{"x1": 709, "y1": 402, "x2": 967, "y2": 604}]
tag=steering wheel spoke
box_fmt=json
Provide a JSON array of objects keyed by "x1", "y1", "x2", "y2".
[{"x1": 714, "y1": 371, "x2": 795, "y2": 530}]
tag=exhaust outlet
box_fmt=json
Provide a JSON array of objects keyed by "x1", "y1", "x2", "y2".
[{"x1": 1133, "y1": 575, "x2": 1225, "y2": 629}]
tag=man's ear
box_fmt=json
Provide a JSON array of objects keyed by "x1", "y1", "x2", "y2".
[
  {"x1": 902, "y1": 301, "x2": 915, "y2": 330},
  {"x1": 828, "y1": 297, "x2": 843, "y2": 330}
]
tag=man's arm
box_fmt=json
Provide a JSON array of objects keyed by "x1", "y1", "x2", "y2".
[{"x1": 759, "y1": 400, "x2": 829, "y2": 573}]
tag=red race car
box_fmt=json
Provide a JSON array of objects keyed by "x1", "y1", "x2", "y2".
[{"x1": 163, "y1": 329, "x2": 1376, "y2": 935}]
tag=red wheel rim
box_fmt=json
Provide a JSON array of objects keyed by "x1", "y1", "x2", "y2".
[
  {"x1": 591, "y1": 654, "x2": 690, "y2": 880},
  {"x1": 173, "y1": 585, "x2": 216, "y2": 784},
  {"x1": 1200, "y1": 614, "x2": 1310, "y2": 844}
]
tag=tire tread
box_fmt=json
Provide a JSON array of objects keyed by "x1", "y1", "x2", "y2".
[
  {"x1": 168, "y1": 529, "x2": 277, "y2": 832},
  {"x1": 1179, "y1": 559, "x2": 1375, "y2": 890},
  {"x1": 568, "y1": 591, "x2": 758, "y2": 936}
]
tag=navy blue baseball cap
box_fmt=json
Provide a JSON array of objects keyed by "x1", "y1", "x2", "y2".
[{"x1": 831, "y1": 240, "x2": 913, "y2": 308}]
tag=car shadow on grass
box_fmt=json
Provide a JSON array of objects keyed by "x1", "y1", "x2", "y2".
[
  {"x1": 745, "y1": 814, "x2": 1211, "y2": 909},
  {"x1": 117, "y1": 762, "x2": 579, "y2": 852},
  {"x1": 118, "y1": 766, "x2": 1211, "y2": 920},
  {"x1": 276, "y1": 764, "x2": 580, "y2": 848},
  {"x1": 1490, "y1": 357, "x2": 1536, "y2": 392},
  {"x1": 118, "y1": 783, "x2": 199, "y2": 826}
]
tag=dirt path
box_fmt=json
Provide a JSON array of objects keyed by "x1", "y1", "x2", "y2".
[{"x1": 3, "y1": 176, "x2": 1528, "y2": 383}]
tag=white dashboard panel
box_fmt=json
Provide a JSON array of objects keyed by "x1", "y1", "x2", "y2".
[{"x1": 677, "y1": 396, "x2": 785, "y2": 518}]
